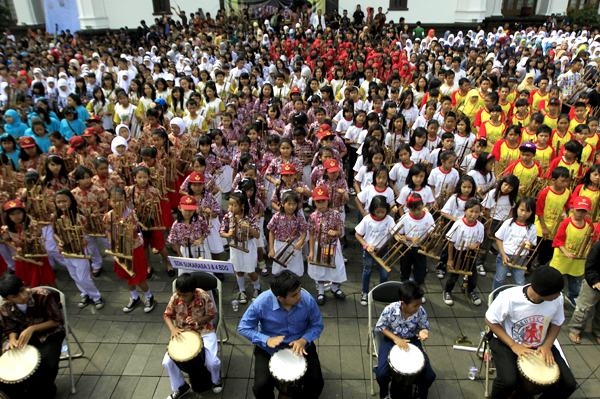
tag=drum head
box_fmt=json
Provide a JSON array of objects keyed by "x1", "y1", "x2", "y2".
[
  {"x1": 0, "y1": 345, "x2": 41, "y2": 383},
  {"x1": 389, "y1": 343, "x2": 425, "y2": 374},
  {"x1": 168, "y1": 331, "x2": 204, "y2": 362},
  {"x1": 269, "y1": 348, "x2": 307, "y2": 382},
  {"x1": 517, "y1": 352, "x2": 560, "y2": 385}
]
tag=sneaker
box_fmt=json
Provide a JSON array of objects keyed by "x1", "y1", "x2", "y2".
[
  {"x1": 360, "y1": 292, "x2": 368, "y2": 306},
  {"x1": 317, "y1": 294, "x2": 325, "y2": 305},
  {"x1": 78, "y1": 295, "x2": 91, "y2": 309},
  {"x1": 94, "y1": 298, "x2": 105, "y2": 310},
  {"x1": 168, "y1": 382, "x2": 191, "y2": 399},
  {"x1": 469, "y1": 291, "x2": 482, "y2": 306},
  {"x1": 477, "y1": 265, "x2": 486, "y2": 276},
  {"x1": 123, "y1": 297, "x2": 141, "y2": 313},
  {"x1": 436, "y1": 270, "x2": 445, "y2": 279},
  {"x1": 507, "y1": 270, "x2": 512, "y2": 277},
  {"x1": 258, "y1": 262, "x2": 269, "y2": 276},
  {"x1": 333, "y1": 289, "x2": 346, "y2": 300},
  {"x1": 144, "y1": 296, "x2": 155, "y2": 313},
  {"x1": 566, "y1": 296, "x2": 577, "y2": 308},
  {"x1": 252, "y1": 289, "x2": 261, "y2": 301},
  {"x1": 238, "y1": 291, "x2": 248, "y2": 305},
  {"x1": 212, "y1": 380, "x2": 223, "y2": 394},
  {"x1": 350, "y1": 187, "x2": 357, "y2": 195},
  {"x1": 443, "y1": 291, "x2": 454, "y2": 306}
]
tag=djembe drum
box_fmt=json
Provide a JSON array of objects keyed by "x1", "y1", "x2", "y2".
[
  {"x1": 517, "y1": 351, "x2": 560, "y2": 395},
  {"x1": 389, "y1": 343, "x2": 425, "y2": 386},
  {"x1": 269, "y1": 348, "x2": 307, "y2": 399},
  {"x1": 168, "y1": 331, "x2": 211, "y2": 392},
  {"x1": 0, "y1": 345, "x2": 41, "y2": 393}
]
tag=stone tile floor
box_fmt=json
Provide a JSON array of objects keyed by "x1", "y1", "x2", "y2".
[{"x1": 51, "y1": 199, "x2": 600, "y2": 399}]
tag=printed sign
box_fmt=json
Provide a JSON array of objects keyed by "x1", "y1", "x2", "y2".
[{"x1": 169, "y1": 257, "x2": 235, "y2": 274}]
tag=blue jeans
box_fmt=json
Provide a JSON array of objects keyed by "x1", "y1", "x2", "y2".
[
  {"x1": 374, "y1": 336, "x2": 436, "y2": 398},
  {"x1": 567, "y1": 274, "x2": 582, "y2": 299},
  {"x1": 492, "y1": 254, "x2": 527, "y2": 291},
  {"x1": 362, "y1": 250, "x2": 389, "y2": 294}
]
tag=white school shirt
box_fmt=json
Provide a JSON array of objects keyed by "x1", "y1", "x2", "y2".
[
  {"x1": 425, "y1": 136, "x2": 441, "y2": 152},
  {"x1": 353, "y1": 156, "x2": 364, "y2": 173},
  {"x1": 429, "y1": 148, "x2": 444, "y2": 168},
  {"x1": 454, "y1": 132, "x2": 477, "y2": 160},
  {"x1": 389, "y1": 161, "x2": 414, "y2": 193},
  {"x1": 273, "y1": 85, "x2": 290, "y2": 105},
  {"x1": 410, "y1": 146, "x2": 430, "y2": 164},
  {"x1": 467, "y1": 170, "x2": 496, "y2": 194},
  {"x1": 428, "y1": 167, "x2": 460, "y2": 198},
  {"x1": 355, "y1": 165, "x2": 374, "y2": 191},
  {"x1": 397, "y1": 186, "x2": 435, "y2": 213},
  {"x1": 357, "y1": 185, "x2": 395, "y2": 212},
  {"x1": 346, "y1": 125, "x2": 364, "y2": 149},
  {"x1": 402, "y1": 106, "x2": 419, "y2": 127},
  {"x1": 393, "y1": 212, "x2": 435, "y2": 247},
  {"x1": 461, "y1": 153, "x2": 478, "y2": 173},
  {"x1": 412, "y1": 115, "x2": 432, "y2": 132},
  {"x1": 355, "y1": 214, "x2": 396, "y2": 248},
  {"x1": 385, "y1": 132, "x2": 409, "y2": 152},
  {"x1": 482, "y1": 189, "x2": 514, "y2": 222},
  {"x1": 485, "y1": 285, "x2": 565, "y2": 347},
  {"x1": 446, "y1": 218, "x2": 485, "y2": 251},
  {"x1": 336, "y1": 118, "x2": 354, "y2": 135},
  {"x1": 495, "y1": 219, "x2": 538, "y2": 255},
  {"x1": 441, "y1": 194, "x2": 471, "y2": 219}
]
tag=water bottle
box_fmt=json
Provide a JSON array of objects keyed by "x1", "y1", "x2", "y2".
[
  {"x1": 468, "y1": 366, "x2": 478, "y2": 380},
  {"x1": 232, "y1": 300, "x2": 239, "y2": 312}
]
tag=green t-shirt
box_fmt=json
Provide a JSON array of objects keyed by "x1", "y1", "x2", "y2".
[{"x1": 412, "y1": 26, "x2": 424, "y2": 40}]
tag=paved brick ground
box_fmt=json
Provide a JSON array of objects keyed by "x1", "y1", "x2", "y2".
[{"x1": 51, "y1": 197, "x2": 600, "y2": 399}]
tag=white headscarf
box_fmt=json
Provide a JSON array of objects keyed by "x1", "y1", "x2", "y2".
[
  {"x1": 57, "y1": 78, "x2": 71, "y2": 99},
  {"x1": 117, "y1": 70, "x2": 130, "y2": 93},
  {"x1": 170, "y1": 117, "x2": 186, "y2": 136},
  {"x1": 111, "y1": 136, "x2": 129, "y2": 156},
  {"x1": 115, "y1": 124, "x2": 131, "y2": 142}
]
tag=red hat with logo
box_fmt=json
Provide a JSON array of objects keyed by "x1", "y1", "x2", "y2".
[
  {"x1": 280, "y1": 164, "x2": 297, "y2": 175},
  {"x1": 82, "y1": 127, "x2": 98, "y2": 137},
  {"x1": 67, "y1": 136, "x2": 86, "y2": 155},
  {"x1": 85, "y1": 115, "x2": 102, "y2": 124},
  {"x1": 312, "y1": 186, "x2": 330, "y2": 200},
  {"x1": 4, "y1": 200, "x2": 24, "y2": 212},
  {"x1": 325, "y1": 159, "x2": 341, "y2": 173},
  {"x1": 573, "y1": 196, "x2": 592, "y2": 212},
  {"x1": 180, "y1": 195, "x2": 198, "y2": 210},
  {"x1": 188, "y1": 172, "x2": 206, "y2": 183},
  {"x1": 19, "y1": 136, "x2": 36, "y2": 148}
]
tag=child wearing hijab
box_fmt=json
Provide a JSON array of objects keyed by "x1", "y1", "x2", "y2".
[{"x1": 3, "y1": 110, "x2": 27, "y2": 139}]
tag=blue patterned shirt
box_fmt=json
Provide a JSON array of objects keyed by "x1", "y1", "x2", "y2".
[{"x1": 375, "y1": 301, "x2": 429, "y2": 338}]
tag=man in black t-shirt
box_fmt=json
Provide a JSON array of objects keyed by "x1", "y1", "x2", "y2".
[{"x1": 353, "y1": 5, "x2": 365, "y2": 27}]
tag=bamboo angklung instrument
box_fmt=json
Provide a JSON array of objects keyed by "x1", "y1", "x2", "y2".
[
  {"x1": 575, "y1": 223, "x2": 595, "y2": 260},
  {"x1": 86, "y1": 210, "x2": 107, "y2": 237},
  {"x1": 55, "y1": 214, "x2": 91, "y2": 259},
  {"x1": 229, "y1": 215, "x2": 250, "y2": 253},
  {"x1": 506, "y1": 237, "x2": 529, "y2": 270},
  {"x1": 136, "y1": 191, "x2": 166, "y2": 232},
  {"x1": 310, "y1": 220, "x2": 336, "y2": 268},
  {"x1": 371, "y1": 223, "x2": 419, "y2": 272},
  {"x1": 272, "y1": 228, "x2": 308, "y2": 268},
  {"x1": 448, "y1": 234, "x2": 484, "y2": 276},
  {"x1": 15, "y1": 230, "x2": 47, "y2": 266},
  {"x1": 28, "y1": 184, "x2": 52, "y2": 226},
  {"x1": 418, "y1": 216, "x2": 454, "y2": 259},
  {"x1": 104, "y1": 201, "x2": 135, "y2": 277}
]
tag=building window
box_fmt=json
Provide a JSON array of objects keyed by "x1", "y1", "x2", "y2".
[
  {"x1": 389, "y1": 0, "x2": 408, "y2": 10},
  {"x1": 152, "y1": 0, "x2": 171, "y2": 15},
  {"x1": 568, "y1": 0, "x2": 599, "y2": 10}
]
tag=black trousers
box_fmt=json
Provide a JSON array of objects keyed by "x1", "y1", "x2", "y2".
[
  {"x1": 534, "y1": 237, "x2": 555, "y2": 267},
  {"x1": 0, "y1": 331, "x2": 65, "y2": 399},
  {"x1": 444, "y1": 251, "x2": 478, "y2": 293},
  {"x1": 489, "y1": 337, "x2": 576, "y2": 399},
  {"x1": 253, "y1": 344, "x2": 324, "y2": 399},
  {"x1": 346, "y1": 146, "x2": 358, "y2": 189}
]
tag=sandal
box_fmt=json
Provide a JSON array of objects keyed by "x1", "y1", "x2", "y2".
[{"x1": 569, "y1": 332, "x2": 581, "y2": 344}]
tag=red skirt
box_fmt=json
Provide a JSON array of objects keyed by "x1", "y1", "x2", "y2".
[
  {"x1": 114, "y1": 245, "x2": 148, "y2": 285},
  {"x1": 15, "y1": 258, "x2": 55, "y2": 288},
  {"x1": 143, "y1": 229, "x2": 165, "y2": 250},
  {"x1": 160, "y1": 199, "x2": 175, "y2": 228},
  {"x1": 0, "y1": 256, "x2": 7, "y2": 275}
]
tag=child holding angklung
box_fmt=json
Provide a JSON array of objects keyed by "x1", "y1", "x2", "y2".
[
  {"x1": 317, "y1": 159, "x2": 350, "y2": 245},
  {"x1": 239, "y1": 178, "x2": 268, "y2": 276},
  {"x1": 308, "y1": 187, "x2": 347, "y2": 306},
  {"x1": 187, "y1": 172, "x2": 224, "y2": 261},
  {"x1": 219, "y1": 191, "x2": 261, "y2": 305},
  {"x1": 167, "y1": 196, "x2": 210, "y2": 275},
  {"x1": 267, "y1": 191, "x2": 308, "y2": 277},
  {"x1": 103, "y1": 187, "x2": 154, "y2": 313}
]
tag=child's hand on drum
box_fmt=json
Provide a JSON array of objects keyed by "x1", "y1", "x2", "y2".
[
  {"x1": 289, "y1": 338, "x2": 308, "y2": 356},
  {"x1": 267, "y1": 335, "x2": 285, "y2": 348},
  {"x1": 418, "y1": 329, "x2": 429, "y2": 341},
  {"x1": 393, "y1": 336, "x2": 411, "y2": 351},
  {"x1": 511, "y1": 343, "x2": 536, "y2": 359},
  {"x1": 16, "y1": 327, "x2": 33, "y2": 349},
  {"x1": 537, "y1": 345, "x2": 555, "y2": 367},
  {"x1": 170, "y1": 328, "x2": 184, "y2": 340}
]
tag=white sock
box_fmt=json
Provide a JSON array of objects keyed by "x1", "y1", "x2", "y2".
[
  {"x1": 236, "y1": 276, "x2": 246, "y2": 292},
  {"x1": 318, "y1": 283, "x2": 325, "y2": 296},
  {"x1": 252, "y1": 279, "x2": 261, "y2": 290},
  {"x1": 331, "y1": 283, "x2": 339, "y2": 293},
  {"x1": 144, "y1": 290, "x2": 153, "y2": 298},
  {"x1": 130, "y1": 290, "x2": 139, "y2": 300}
]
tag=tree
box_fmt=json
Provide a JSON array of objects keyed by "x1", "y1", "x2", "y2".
[{"x1": 566, "y1": 3, "x2": 600, "y2": 28}]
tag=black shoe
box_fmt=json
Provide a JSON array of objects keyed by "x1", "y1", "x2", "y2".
[
  {"x1": 168, "y1": 382, "x2": 191, "y2": 399},
  {"x1": 167, "y1": 268, "x2": 176, "y2": 277},
  {"x1": 212, "y1": 380, "x2": 223, "y2": 394},
  {"x1": 92, "y1": 268, "x2": 102, "y2": 277},
  {"x1": 123, "y1": 297, "x2": 141, "y2": 313},
  {"x1": 78, "y1": 295, "x2": 92, "y2": 309},
  {"x1": 144, "y1": 296, "x2": 155, "y2": 313},
  {"x1": 147, "y1": 268, "x2": 155, "y2": 279}
]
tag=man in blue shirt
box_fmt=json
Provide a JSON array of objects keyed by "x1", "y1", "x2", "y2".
[{"x1": 238, "y1": 270, "x2": 325, "y2": 398}]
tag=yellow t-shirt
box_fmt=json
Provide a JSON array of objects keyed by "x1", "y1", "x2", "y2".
[
  {"x1": 534, "y1": 186, "x2": 571, "y2": 238},
  {"x1": 543, "y1": 113, "x2": 559, "y2": 131},
  {"x1": 569, "y1": 116, "x2": 586, "y2": 133},
  {"x1": 520, "y1": 127, "x2": 537, "y2": 143},
  {"x1": 534, "y1": 145, "x2": 555, "y2": 171},
  {"x1": 480, "y1": 121, "x2": 506, "y2": 148},
  {"x1": 550, "y1": 217, "x2": 593, "y2": 276}
]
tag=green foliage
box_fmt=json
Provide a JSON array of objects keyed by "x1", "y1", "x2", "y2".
[{"x1": 566, "y1": 4, "x2": 600, "y2": 28}]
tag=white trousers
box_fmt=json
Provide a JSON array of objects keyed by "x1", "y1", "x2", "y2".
[
  {"x1": 162, "y1": 332, "x2": 221, "y2": 391},
  {"x1": 42, "y1": 225, "x2": 67, "y2": 269},
  {"x1": 0, "y1": 243, "x2": 14, "y2": 270},
  {"x1": 63, "y1": 257, "x2": 102, "y2": 301},
  {"x1": 85, "y1": 235, "x2": 109, "y2": 270}
]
